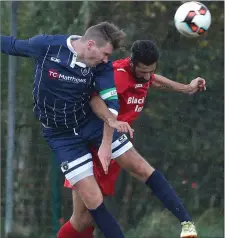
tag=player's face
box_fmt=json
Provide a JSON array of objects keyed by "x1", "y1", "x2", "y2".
[
  {"x1": 131, "y1": 62, "x2": 156, "y2": 83},
  {"x1": 85, "y1": 40, "x2": 113, "y2": 67}
]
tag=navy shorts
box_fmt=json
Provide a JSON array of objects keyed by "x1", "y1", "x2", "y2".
[{"x1": 42, "y1": 115, "x2": 133, "y2": 185}]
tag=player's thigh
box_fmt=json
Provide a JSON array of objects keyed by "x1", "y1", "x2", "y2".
[
  {"x1": 42, "y1": 126, "x2": 104, "y2": 207},
  {"x1": 42, "y1": 126, "x2": 94, "y2": 185},
  {"x1": 116, "y1": 147, "x2": 155, "y2": 182},
  {"x1": 72, "y1": 189, "x2": 88, "y2": 215},
  {"x1": 71, "y1": 189, "x2": 94, "y2": 229}
]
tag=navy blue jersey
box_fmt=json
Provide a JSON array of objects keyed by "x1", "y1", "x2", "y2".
[{"x1": 1, "y1": 34, "x2": 119, "y2": 128}]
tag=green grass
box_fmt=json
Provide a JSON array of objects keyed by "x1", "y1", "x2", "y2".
[
  {"x1": 125, "y1": 208, "x2": 224, "y2": 238},
  {"x1": 1, "y1": 208, "x2": 224, "y2": 237}
]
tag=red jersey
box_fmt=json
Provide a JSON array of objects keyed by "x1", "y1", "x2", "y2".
[
  {"x1": 113, "y1": 57, "x2": 154, "y2": 125},
  {"x1": 64, "y1": 57, "x2": 154, "y2": 195}
]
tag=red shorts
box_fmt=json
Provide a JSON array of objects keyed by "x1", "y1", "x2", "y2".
[{"x1": 64, "y1": 147, "x2": 121, "y2": 196}]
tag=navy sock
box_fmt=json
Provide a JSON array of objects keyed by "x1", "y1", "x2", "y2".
[
  {"x1": 89, "y1": 202, "x2": 124, "y2": 238},
  {"x1": 145, "y1": 170, "x2": 192, "y2": 222}
]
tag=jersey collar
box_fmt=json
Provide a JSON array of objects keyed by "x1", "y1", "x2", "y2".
[{"x1": 66, "y1": 35, "x2": 87, "y2": 68}]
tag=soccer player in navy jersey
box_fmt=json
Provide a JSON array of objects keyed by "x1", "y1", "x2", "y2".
[
  {"x1": 2, "y1": 24, "x2": 203, "y2": 238},
  {"x1": 2, "y1": 22, "x2": 133, "y2": 238}
]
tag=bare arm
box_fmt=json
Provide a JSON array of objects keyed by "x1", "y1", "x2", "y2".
[
  {"x1": 89, "y1": 95, "x2": 117, "y2": 127},
  {"x1": 152, "y1": 74, "x2": 191, "y2": 93},
  {"x1": 152, "y1": 74, "x2": 206, "y2": 94},
  {"x1": 98, "y1": 120, "x2": 115, "y2": 175},
  {"x1": 89, "y1": 96, "x2": 115, "y2": 174},
  {"x1": 89, "y1": 95, "x2": 134, "y2": 137},
  {"x1": 89, "y1": 95, "x2": 115, "y2": 146},
  {"x1": 89, "y1": 95, "x2": 133, "y2": 174}
]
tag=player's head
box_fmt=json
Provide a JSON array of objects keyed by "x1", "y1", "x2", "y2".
[
  {"x1": 81, "y1": 22, "x2": 126, "y2": 66},
  {"x1": 130, "y1": 40, "x2": 159, "y2": 83}
]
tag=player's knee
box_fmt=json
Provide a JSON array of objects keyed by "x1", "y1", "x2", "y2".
[
  {"x1": 132, "y1": 159, "x2": 155, "y2": 181},
  {"x1": 74, "y1": 176, "x2": 104, "y2": 209},
  {"x1": 118, "y1": 147, "x2": 155, "y2": 181},
  {"x1": 70, "y1": 211, "x2": 93, "y2": 232}
]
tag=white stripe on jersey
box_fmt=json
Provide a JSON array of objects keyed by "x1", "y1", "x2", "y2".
[
  {"x1": 81, "y1": 95, "x2": 86, "y2": 116},
  {"x1": 73, "y1": 103, "x2": 78, "y2": 126},
  {"x1": 56, "y1": 45, "x2": 62, "y2": 58},
  {"x1": 37, "y1": 45, "x2": 51, "y2": 120},
  {"x1": 67, "y1": 51, "x2": 72, "y2": 65},
  {"x1": 44, "y1": 96, "x2": 48, "y2": 125},
  {"x1": 32, "y1": 65, "x2": 39, "y2": 112},
  {"x1": 53, "y1": 100, "x2": 58, "y2": 127},
  {"x1": 64, "y1": 102, "x2": 68, "y2": 128}
]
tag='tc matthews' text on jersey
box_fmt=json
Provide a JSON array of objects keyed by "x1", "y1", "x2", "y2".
[{"x1": 1, "y1": 34, "x2": 119, "y2": 129}]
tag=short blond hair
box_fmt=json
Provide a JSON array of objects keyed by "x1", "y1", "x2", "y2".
[{"x1": 82, "y1": 21, "x2": 126, "y2": 50}]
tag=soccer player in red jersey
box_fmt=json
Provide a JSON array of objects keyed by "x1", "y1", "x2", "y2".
[{"x1": 59, "y1": 40, "x2": 206, "y2": 238}]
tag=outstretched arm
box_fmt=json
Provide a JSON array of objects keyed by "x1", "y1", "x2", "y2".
[
  {"x1": 152, "y1": 74, "x2": 206, "y2": 94},
  {"x1": 1, "y1": 35, "x2": 50, "y2": 58}
]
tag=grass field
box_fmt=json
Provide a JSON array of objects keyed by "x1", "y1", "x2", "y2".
[
  {"x1": 1, "y1": 208, "x2": 224, "y2": 238},
  {"x1": 125, "y1": 208, "x2": 224, "y2": 238}
]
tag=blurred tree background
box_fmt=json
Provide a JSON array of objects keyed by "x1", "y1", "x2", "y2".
[{"x1": 1, "y1": 1, "x2": 224, "y2": 238}]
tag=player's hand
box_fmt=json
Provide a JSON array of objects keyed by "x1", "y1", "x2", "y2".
[
  {"x1": 108, "y1": 119, "x2": 134, "y2": 138},
  {"x1": 188, "y1": 77, "x2": 206, "y2": 94},
  {"x1": 98, "y1": 142, "x2": 112, "y2": 174}
]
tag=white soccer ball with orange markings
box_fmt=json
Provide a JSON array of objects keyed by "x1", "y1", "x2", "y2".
[{"x1": 174, "y1": 1, "x2": 211, "y2": 37}]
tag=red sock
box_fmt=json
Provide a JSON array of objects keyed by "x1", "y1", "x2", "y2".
[
  {"x1": 57, "y1": 221, "x2": 94, "y2": 238},
  {"x1": 78, "y1": 226, "x2": 95, "y2": 238}
]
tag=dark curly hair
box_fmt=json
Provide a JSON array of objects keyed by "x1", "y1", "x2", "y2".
[{"x1": 131, "y1": 40, "x2": 159, "y2": 65}]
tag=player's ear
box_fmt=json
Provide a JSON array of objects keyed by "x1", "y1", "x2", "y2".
[{"x1": 87, "y1": 40, "x2": 95, "y2": 50}]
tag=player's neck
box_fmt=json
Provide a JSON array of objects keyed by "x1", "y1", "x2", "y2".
[{"x1": 71, "y1": 39, "x2": 86, "y2": 63}]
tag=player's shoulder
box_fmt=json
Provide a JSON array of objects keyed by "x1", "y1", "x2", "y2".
[
  {"x1": 113, "y1": 57, "x2": 134, "y2": 92},
  {"x1": 32, "y1": 34, "x2": 70, "y2": 47},
  {"x1": 46, "y1": 34, "x2": 70, "y2": 45},
  {"x1": 113, "y1": 57, "x2": 130, "y2": 73}
]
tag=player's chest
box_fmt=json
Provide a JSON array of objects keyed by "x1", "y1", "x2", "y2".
[
  {"x1": 121, "y1": 85, "x2": 149, "y2": 112},
  {"x1": 39, "y1": 47, "x2": 93, "y2": 89}
]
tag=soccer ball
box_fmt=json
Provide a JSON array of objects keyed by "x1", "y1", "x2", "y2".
[{"x1": 174, "y1": 1, "x2": 211, "y2": 38}]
